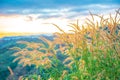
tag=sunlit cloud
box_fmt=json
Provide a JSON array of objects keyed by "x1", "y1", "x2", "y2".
[
  {"x1": 0, "y1": 14, "x2": 72, "y2": 33},
  {"x1": 0, "y1": 0, "x2": 119, "y2": 33}
]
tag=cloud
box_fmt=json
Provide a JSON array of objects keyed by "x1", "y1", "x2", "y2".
[
  {"x1": 0, "y1": 3, "x2": 119, "y2": 22},
  {"x1": 0, "y1": 1, "x2": 119, "y2": 33},
  {"x1": 0, "y1": 3, "x2": 119, "y2": 16},
  {"x1": 33, "y1": 4, "x2": 119, "y2": 20},
  {"x1": 0, "y1": 0, "x2": 119, "y2": 9},
  {"x1": 1, "y1": 4, "x2": 118, "y2": 18}
]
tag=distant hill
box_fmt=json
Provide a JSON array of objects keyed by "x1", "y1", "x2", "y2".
[
  {"x1": 0, "y1": 32, "x2": 53, "y2": 38},
  {"x1": 0, "y1": 34, "x2": 54, "y2": 80}
]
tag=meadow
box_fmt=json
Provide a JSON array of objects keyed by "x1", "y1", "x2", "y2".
[{"x1": 0, "y1": 9, "x2": 120, "y2": 80}]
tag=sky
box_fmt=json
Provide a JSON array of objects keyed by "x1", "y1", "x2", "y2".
[{"x1": 0, "y1": 0, "x2": 120, "y2": 33}]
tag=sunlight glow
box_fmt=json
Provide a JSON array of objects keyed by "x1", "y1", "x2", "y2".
[
  {"x1": 0, "y1": 15, "x2": 74, "y2": 33},
  {"x1": 0, "y1": 12, "x2": 118, "y2": 33}
]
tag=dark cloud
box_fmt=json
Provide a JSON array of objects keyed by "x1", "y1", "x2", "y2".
[
  {"x1": 37, "y1": 14, "x2": 62, "y2": 19},
  {"x1": 25, "y1": 16, "x2": 34, "y2": 21}
]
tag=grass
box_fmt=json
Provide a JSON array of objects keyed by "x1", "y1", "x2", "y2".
[{"x1": 10, "y1": 9, "x2": 120, "y2": 80}]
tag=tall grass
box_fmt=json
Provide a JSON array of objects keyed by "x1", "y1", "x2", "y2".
[{"x1": 11, "y1": 9, "x2": 120, "y2": 80}]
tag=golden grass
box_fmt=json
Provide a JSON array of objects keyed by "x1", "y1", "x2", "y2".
[{"x1": 11, "y1": 9, "x2": 120, "y2": 80}]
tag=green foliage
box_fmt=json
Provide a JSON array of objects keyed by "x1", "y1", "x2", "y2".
[{"x1": 11, "y1": 9, "x2": 120, "y2": 80}]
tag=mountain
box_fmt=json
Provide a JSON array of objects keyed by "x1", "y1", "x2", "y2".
[{"x1": 0, "y1": 34, "x2": 54, "y2": 80}]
